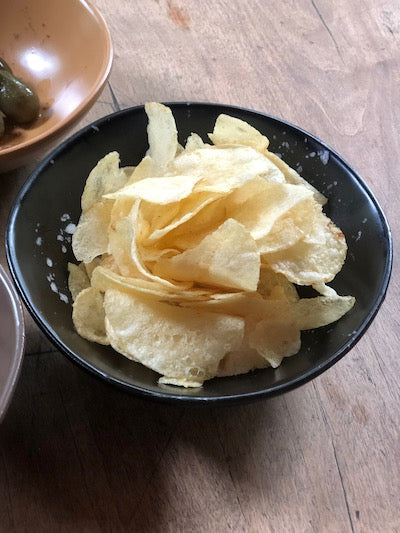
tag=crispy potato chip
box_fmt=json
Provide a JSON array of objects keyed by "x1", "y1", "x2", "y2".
[
  {"x1": 217, "y1": 347, "x2": 268, "y2": 377},
  {"x1": 144, "y1": 191, "x2": 222, "y2": 244},
  {"x1": 159, "y1": 195, "x2": 227, "y2": 251},
  {"x1": 72, "y1": 287, "x2": 109, "y2": 345},
  {"x1": 84, "y1": 258, "x2": 102, "y2": 279},
  {"x1": 154, "y1": 218, "x2": 260, "y2": 291},
  {"x1": 185, "y1": 132, "x2": 207, "y2": 152},
  {"x1": 81, "y1": 152, "x2": 128, "y2": 212},
  {"x1": 68, "y1": 262, "x2": 90, "y2": 301},
  {"x1": 91, "y1": 266, "x2": 215, "y2": 301},
  {"x1": 72, "y1": 200, "x2": 113, "y2": 263},
  {"x1": 128, "y1": 201, "x2": 195, "y2": 290},
  {"x1": 108, "y1": 215, "x2": 140, "y2": 277},
  {"x1": 125, "y1": 156, "x2": 154, "y2": 185},
  {"x1": 265, "y1": 151, "x2": 327, "y2": 205},
  {"x1": 169, "y1": 146, "x2": 285, "y2": 191},
  {"x1": 257, "y1": 196, "x2": 317, "y2": 254},
  {"x1": 105, "y1": 174, "x2": 202, "y2": 204},
  {"x1": 104, "y1": 289, "x2": 244, "y2": 386},
  {"x1": 208, "y1": 114, "x2": 270, "y2": 153},
  {"x1": 145, "y1": 102, "x2": 178, "y2": 171},
  {"x1": 121, "y1": 166, "x2": 136, "y2": 181},
  {"x1": 293, "y1": 295, "x2": 355, "y2": 330},
  {"x1": 263, "y1": 212, "x2": 347, "y2": 285},
  {"x1": 258, "y1": 266, "x2": 299, "y2": 302},
  {"x1": 248, "y1": 319, "x2": 301, "y2": 368},
  {"x1": 225, "y1": 177, "x2": 312, "y2": 240}
]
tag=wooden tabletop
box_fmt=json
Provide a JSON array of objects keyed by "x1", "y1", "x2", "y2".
[{"x1": 1, "y1": 1, "x2": 399, "y2": 531}]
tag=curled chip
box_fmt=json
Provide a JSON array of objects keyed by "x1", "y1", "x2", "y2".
[{"x1": 70, "y1": 103, "x2": 355, "y2": 388}]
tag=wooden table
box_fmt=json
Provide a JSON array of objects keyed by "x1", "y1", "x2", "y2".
[{"x1": 1, "y1": 1, "x2": 399, "y2": 531}]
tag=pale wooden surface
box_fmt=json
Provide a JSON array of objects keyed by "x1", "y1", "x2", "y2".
[{"x1": 1, "y1": 0, "x2": 399, "y2": 531}]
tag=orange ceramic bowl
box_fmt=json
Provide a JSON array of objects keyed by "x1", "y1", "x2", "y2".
[{"x1": 0, "y1": 0, "x2": 113, "y2": 172}]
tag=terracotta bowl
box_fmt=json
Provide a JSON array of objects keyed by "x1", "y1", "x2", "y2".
[{"x1": 0, "y1": 0, "x2": 113, "y2": 173}]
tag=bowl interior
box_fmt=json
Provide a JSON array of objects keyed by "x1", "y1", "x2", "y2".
[
  {"x1": 0, "y1": 0, "x2": 112, "y2": 159},
  {"x1": 6, "y1": 103, "x2": 392, "y2": 403}
]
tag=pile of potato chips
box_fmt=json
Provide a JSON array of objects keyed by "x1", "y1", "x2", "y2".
[{"x1": 69, "y1": 102, "x2": 355, "y2": 387}]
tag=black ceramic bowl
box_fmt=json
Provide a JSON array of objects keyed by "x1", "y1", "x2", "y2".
[{"x1": 6, "y1": 103, "x2": 392, "y2": 404}]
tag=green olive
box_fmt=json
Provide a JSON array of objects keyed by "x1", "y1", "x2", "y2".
[
  {"x1": 0, "y1": 57, "x2": 12, "y2": 73},
  {"x1": 0, "y1": 69, "x2": 40, "y2": 124}
]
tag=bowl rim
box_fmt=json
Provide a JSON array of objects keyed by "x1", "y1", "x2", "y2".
[
  {"x1": 0, "y1": 0, "x2": 113, "y2": 159},
  {"x1": 6, "y1": 102, "x2": 393, "y2": 404},
  {"x1": 0, "y1": 264, "x2": 25, "y2": 421}
]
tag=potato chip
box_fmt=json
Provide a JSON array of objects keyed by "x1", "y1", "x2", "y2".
[
  {"x1": 217, "y1": 347, "x2": 268, "y2": 377},
  {"x1": 128, "y1": 201, "x2": 195, "y2": 290},
  {"x1": 293, "y1": 295, "x2": 355, "y2": 330},
  {"x1": 185, "y1": 132, "x2": 206, "y2": 152},
  {"x1": 68, "y1": 262, "x2": 90, "y2": 301},
  {"x1": 208, "y1": 114, "x2": 270, "y2": 153},
  {"x1": 84, "y1": 258, "x2": 102, "y2": 279},
  {"x1": 105, "y1": 174, "x2": 202, "y2": 204},
  {"x1": 72, "y1": 200, "x2": 113, "y2": 263},
  {"x1": 104, "y1": 289, "x2": 244, "y2": 386},
  {"x1": 258, "y1": 266, "x2": 299, "y2": 302},
  {"x1": 154, "y1": 218, "x2": 260, "y2": 291},
  {"x1": 125, "y1": 155, "x2": 154, "y2": 185},
  {"x1": 145, "y1": 102, "x2": 178, "y2": 171},
  {"x1": 91, "y1": 266, "x2": 215, "y2": 301},
  {"x1": 263, "y1": 212, "x2": 347, "y2": 285},
  {"x1": 265, "y1": 151, "x2": 327, "y2": 205},
  {"x1": 72, "y1": 287, "x2": 109, "y2": 345},
  {"x1": 81, "y1": 152, "x2": 128, "y2": 212},
  {"x1": 247, "y1": 318, "x2": 301, "y2": 368},
  {"x1": 169, "y1": 146, "x2": 285, "y2": 191},
  {"x1": 144, "y1": 191, "x2": 222, "y2": 244},
  {"x1": 224, "y1": 177, "x2": 313, "y2": 240}
]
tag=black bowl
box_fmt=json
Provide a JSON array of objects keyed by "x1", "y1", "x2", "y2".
[{"x1": 6, "y1": 103, "x2": 392, "y2": 404}]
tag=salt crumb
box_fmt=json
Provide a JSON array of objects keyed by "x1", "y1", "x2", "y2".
[
  {"x1": 319, "y1": 150, "x2": 329, "y2": 165},
  {"x1": 35, "y1": 236, "x2": 42, "y2": 246},
  {"x1": 59, "y1": 293, "x2": 69, "y2": 303},
  {"x1": 46, "y1": 258, "x2": 53, "y2": 267},
  {"x1": 50, "y1": 282, "x2": 58, "y2": 293},
  {"x1": 64, "y1": 223, "x2": 76, "y2": 234}
]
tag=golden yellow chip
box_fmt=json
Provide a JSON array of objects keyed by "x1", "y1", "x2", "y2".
[
  {"x1": 68, "y1": 262, "x2": 90, "y2": 301},
  {"x1": 208, "y1": 114, "x2": 270, "y2": 153},
  {"x1": 81, "y1": 152, "x2": 128, "y2": 212},
  {"x1": 154, "y1": 218, "x2": 260, "y2": 291},
  {"x1": 72, "y1": 200, "x2": 113, "y2": 263},
  {"x1": 72, "y1": 287, "x2": 109, "y2": 345},
  {"x1": 104, "y1": 289, "x2": 245, "y2": 386},
  {"x1": 145, "y1": 102, "x2": 178, "y2": 171}
]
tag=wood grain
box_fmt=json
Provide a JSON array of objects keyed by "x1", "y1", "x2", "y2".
[{"x1": 0, "y1": 0, "x2": 399, "y2": 531}]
